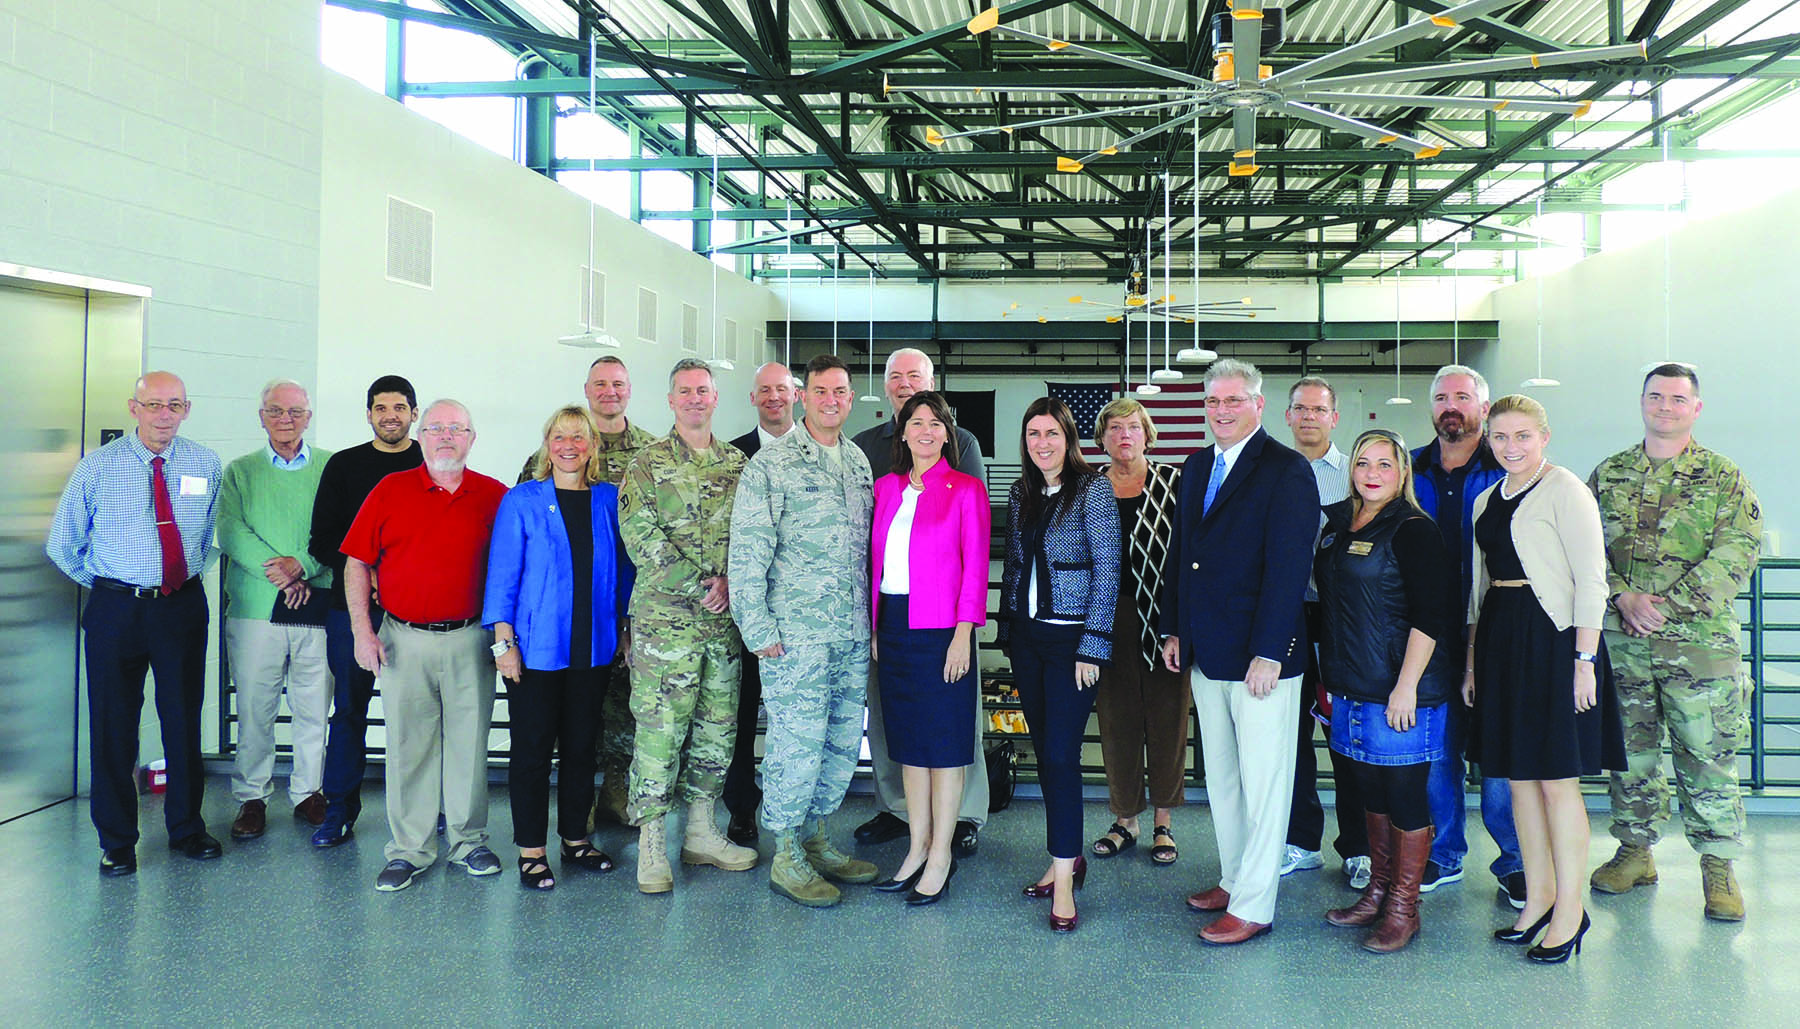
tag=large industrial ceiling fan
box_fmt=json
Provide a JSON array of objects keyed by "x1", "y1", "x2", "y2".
[{"x1": 893, "y1": 0, "x2": 1649, "y2": 177}]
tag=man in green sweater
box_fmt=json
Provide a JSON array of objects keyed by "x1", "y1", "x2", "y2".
[{"x1": 217, "y1": 380, "x2": 335, "y2": 840}]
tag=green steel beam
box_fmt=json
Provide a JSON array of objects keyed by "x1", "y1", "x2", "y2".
[
  {"x1": 804, "y1": 0, "x2": 1081, "y2": 83},
  {"x1": 727, "y1": 238, "x2": 1558, "y2": 254},
  {"x1": 663, "y1": 200, "x2": 1673, "y2": 220},
  {"x1": 1392, "y1": 0, "x2": 1560, "y2": 53}
]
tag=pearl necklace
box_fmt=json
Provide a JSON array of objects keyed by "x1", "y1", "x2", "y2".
[{"x1": 1499, "y1": 458, "x2": 1548, "y2": 501}]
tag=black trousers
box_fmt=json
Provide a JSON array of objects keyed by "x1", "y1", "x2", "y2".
[
  {"x1": 1011, "y1": 619, "x2": 1097, "y2": 860},
  {"x1": 84, "y1": 583, "x2": 209, "y2": 850},
  {"x1": 508, "y1": 665, "x2": 605, "y2": 848},
  {"x1": 1287, "y1": 602, "x2": 1369, "y2": 859},
  {"x1": 1350, "y1": 759, "x2": 1432, "y2": 831},
  {"x1": 721, "y1": 645, "x2": 762, "y2": 822}
]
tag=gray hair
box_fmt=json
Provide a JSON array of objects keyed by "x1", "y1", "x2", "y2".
[
  {"x1": 1431, "y1": 364, "x2": 1490, "y2": 405},
  {"x1": 1204, "y1": 358, "x2": 1263, "y2": 397},
  {"x1": 668, "y1": 357, "x2": 714, "y2": 390},
  {"x1": 884, "y1": 347, "x2": 935, "y2": 383},
  {"x1": 1287, "y1": 375, "x2": 1335, "y2": 410},
  {"x1": 419, "y1": 398, "x2": 473, "y2": 430},
  {"x1": 259, "y1": 378, "x2": 309, "y2": 409}
]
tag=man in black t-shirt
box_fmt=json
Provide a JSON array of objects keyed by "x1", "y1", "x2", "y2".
[{"x1": 307, "y1": 375, "x2": 424, "y2": 848}]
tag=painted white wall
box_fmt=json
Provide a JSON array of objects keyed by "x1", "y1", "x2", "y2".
[
  {"x1": 1481, "y1": 187, "x2": 1796, "y2": 555},
  {"x1": 315, "y1": 72, "x2": 783, "y2": 472}
]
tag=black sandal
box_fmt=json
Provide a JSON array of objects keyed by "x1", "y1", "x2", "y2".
[
  {"x1": 1150, "y1": 825, "x2": 1178, "y2": 865},
  {"x1": 560, "y1": 840, "x2": 616, "y2": 872},
  {"x1": 519, "y1": 855, "x2": 556, "y2": 890},
  {"x1": 1091, "y1": 822, "x2": 1138, "y2": 858}
]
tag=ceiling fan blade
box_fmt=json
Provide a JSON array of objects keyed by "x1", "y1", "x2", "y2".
[
  {"x1": 1267, "y1": 0, "x2": 1525, "y2": 86},
  {"x1": 1297, "y1": 40, "x2": 1647, "y2": 90},
  {"x1": 992, "y1": 24, "x2": 1217, "y2": 89},
  {"x1": 1290, "y1": 89, "x2": 1597, "y2": 116},
  {"x1": 1072, "y1": 108, "x2": 1207, "y2": 166},
  {"x1": 940, "y1": 97, "x2": 1197, "y2": 140},
  {"x1": 1279, "y1": 101, "x2": 1444, "y2": 158},
  {"x1": 1232, "y1": 0, "x2": 1264, "y2": 86}
]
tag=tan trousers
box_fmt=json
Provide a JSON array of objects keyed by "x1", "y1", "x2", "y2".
[
  {"x1": 1191, "y1": 668, "x2": 1301, "y2": 925},
  {"x1": 378, "y1": 620, "x2": 495, "y2": 866},
  {"x1": 226, "y1": 617, "x2": 330, "y2": 805}
]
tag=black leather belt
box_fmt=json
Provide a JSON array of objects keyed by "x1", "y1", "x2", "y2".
[
  {"x1": 94, "y1": 576, "x2": 197, "y2": 599},
  {"x1": 391, "y1": 616, "x2": 478, "y2": 633}
]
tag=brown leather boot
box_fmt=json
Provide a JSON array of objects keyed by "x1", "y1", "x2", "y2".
[
  {"x1": 1364, "y1": 824, "x2": 1434, "y2": 953},
  {"x1": 1326, "y1": 812, "x2": 1393, "y2": 927}
]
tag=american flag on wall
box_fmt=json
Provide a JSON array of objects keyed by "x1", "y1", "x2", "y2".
[{"x1": 1048, "y1": 381, "x2": 1210, "y2": 464}]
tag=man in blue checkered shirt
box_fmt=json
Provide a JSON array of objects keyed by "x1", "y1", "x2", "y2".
[{"x1": 47, "y1": 370, "x2": 223, "y2": 877}]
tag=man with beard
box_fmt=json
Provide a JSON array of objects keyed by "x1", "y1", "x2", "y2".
[
  {"x1": 307, "y1": 375, "x2": 423, "y2": 847},
  {"x1": 1409, "y1": 365, "x2": 1523, "y2": 906}
]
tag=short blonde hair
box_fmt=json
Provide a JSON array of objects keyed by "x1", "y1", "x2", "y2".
[
  {"x1": 1093, "y1": 396, "x2": 1159, "y2": 451},
  {"x1": 529, "y1": 404, "x2": 603, "y2": 484},
  {"x1": 1487, "y1": 393, "x2": 1549, "y2": 434}
]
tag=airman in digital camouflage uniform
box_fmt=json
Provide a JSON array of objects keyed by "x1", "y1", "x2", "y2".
[
  {"x1": 1587, "y1": 363, "x2": 1763, "y2": 921},
  {"x1": 518, "y1": 356, "x2": 659, "y2": 830},
  {"x1": 729, "y1": 355, "x2": 881, "y2": 907},
  {"x1": 618, "y1": 358, "x2": 752, "y2": 893}
]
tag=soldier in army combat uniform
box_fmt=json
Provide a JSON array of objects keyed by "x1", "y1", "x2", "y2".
[
  {"x1": 728, "y1": 354, "x2": 882, "y2": 906},
  {"x1": 1587, "y1": 362, "x2": 1763, "y2": 921},
  {"x1": 617, "y1": 358, "x2": 753, "y2": 893},
  {"x1": 519, "y1": 355, "x2": 658, "y2": 830}
]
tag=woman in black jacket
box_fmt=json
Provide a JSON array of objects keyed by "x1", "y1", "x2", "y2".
[
  {"x1": 1314, "y1": 429, "x2": 1454, "y2": 953},
  {"x1": 998, "y1": 396, "x2": 1120, "y2": 933}
]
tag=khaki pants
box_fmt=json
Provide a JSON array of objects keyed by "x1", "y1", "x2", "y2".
[
  {"x1": 226, "y1": 617, "x2": 330, "y2": 806},
  {"x1": 1192, "y1": 669, "x2": 1301, "y2": 925},
  {"x1": 378, "y1": 620, "x2": 495, "y2": 866}
]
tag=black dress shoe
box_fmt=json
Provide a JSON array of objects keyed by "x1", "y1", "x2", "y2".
[
  {"x1": 853, "y1": 811, "x2": 908, "y2": 845},
  {"x1": 952, "y1": 820, "x2": 979, "y2": 858},
  {"x1": 906, "y1": 858, "x2": 958, "y2": 906},
  {"x1": 874, "y1": 864, "x2": 926, "y2": 894},
  {"x1": 99, "y1": 847, "x2": 137, "y2": 877},
  {"x1": 726, "y1": 813, "x2": 759, "y2": 847},
  {"x1": 169, "y1": 832, "x2": 223, "y2": 860}
]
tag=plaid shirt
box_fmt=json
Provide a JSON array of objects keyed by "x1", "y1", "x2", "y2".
[{"x1": 47, "y1": 433, "x2": 222, "y2": 588}]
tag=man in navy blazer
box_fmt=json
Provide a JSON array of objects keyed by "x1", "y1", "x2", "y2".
[{"x1": 1158, "y1": 358, "x2": 1320, "y2": 945}]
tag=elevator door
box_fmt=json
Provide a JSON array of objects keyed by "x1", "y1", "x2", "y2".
[{"x1": 0, "y1": 284, "x2": 87, "y2": 823}]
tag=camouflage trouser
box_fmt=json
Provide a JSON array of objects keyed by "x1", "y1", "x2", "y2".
[
  {"x1": 757, "y1": 639, "x2": 869, "y2": 834},
  {"x1": 596, "y1": 657, "x2": 635, "y2": 783},
  {"x1": 1606, "y1": 631, "x2": 1751, "y2": 859},
  {"x1": 626, "y1": 610, "x2": 741, "y2": 823}
]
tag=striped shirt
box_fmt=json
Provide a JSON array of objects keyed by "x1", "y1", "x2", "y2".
[{"x1": 46, "y1": 433, "x2": 223, "y2": 589}]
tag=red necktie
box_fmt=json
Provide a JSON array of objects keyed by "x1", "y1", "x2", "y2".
[{"x1": 150, "y1": 456, "x2": 188, "y2": 594}]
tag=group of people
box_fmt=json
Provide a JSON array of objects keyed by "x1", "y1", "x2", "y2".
[{"x1": 47, "y1": 345, "x2": 1761, "y2": 957}]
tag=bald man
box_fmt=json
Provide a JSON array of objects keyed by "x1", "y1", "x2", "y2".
[{"x1": 48, "y1": 371, "x2": 225, "y2": 874}]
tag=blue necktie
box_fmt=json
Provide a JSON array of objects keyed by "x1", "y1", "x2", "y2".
[{"x1": 1203, "y1": 451, "x2": 1227, "y2": 513}]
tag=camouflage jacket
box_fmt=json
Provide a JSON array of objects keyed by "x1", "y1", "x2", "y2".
[
  {"x1": 518, "y1": 419, "x2": 658, "y2": 486},
  {"x1": 727, "y1": 426, "x2": 874, "y2": 650},
  {"x1": 619, "y1": 429, "x2": 745, "y2": 621},
  {"x1": 1588, "y1": 440, "x2": 1762, "y2": 648}
]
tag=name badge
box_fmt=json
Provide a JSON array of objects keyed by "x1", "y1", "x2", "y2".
[
  {"x1": 179, "y1": 475, "x2": 209, "y2": 496},
  {"x1": 1346, "y1": 540, "x2": 1374, "y2": 556}
]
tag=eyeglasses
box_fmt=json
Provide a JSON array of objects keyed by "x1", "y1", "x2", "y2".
[
  {"x1": 1288, "y1": 404, "x2": 1332, "y2": 418},
  {"x1": 262, "y1": 406, "x2": 310, "y2": 421},
  {"x1": 134, "y1": 400, "x2": 190, "y2": 414},
  {"x1": 1204, "y1": 395, "x2": 1254, "y2": 411},
  {"x1": 422, "y1": 423, "x2": 472, "y2": 437}
]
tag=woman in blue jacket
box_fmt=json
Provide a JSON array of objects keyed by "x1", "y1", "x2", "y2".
[{"x1": 484, "y1": 405, "x2": 634, "y2": 889}]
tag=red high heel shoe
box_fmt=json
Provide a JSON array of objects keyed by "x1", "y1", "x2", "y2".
[{"x1": 1023, "y1": 856, "x2": 1088, "y2": 898}]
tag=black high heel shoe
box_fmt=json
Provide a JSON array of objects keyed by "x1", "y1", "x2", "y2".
[
  {"x1": 1494, "y1": 909, "x2": 1553, "y2": 945},
  {"x1": 1526, "y1": 912, "x2": 1591, "y2": 964},
  {"x1": 874, "y1": 864, "x2": 926, "y2": 894},
  {"x1": 906, "y1": 857, "x2": 958, "y2": 906},
  {"x1": 1022, "y1": 856, "x2": 1088, "y2": 899}
]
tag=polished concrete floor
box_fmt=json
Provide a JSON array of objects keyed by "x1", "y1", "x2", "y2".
[{"x1": 2, "y1": 778, "x2": 1794, "y2": 1027}]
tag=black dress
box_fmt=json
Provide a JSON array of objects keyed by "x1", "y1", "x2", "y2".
[{"x1": 1470, "y1": 483, "x2": 1625, "y2": 780}]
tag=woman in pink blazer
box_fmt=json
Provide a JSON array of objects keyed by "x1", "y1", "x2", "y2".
[{"x1": 869, "y1": 391, "x2": 992, "y2": 906}]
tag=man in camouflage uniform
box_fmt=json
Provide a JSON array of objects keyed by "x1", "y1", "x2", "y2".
[
  {"x1": 1587, "y1": 362, "x2": 1763, "y2": 921},
  {"x1": 729, "y1": 355, "x2": 881, "y2": 907},
  {"x1": 520, "y1": 355, "x2": 658, "y2": 828},
  {"x1": 618, "y1": 358, "x2": 753, "y2": 893}
]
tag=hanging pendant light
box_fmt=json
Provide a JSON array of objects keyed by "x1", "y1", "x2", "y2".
[
  {"x1": 560, "y1": 34, "x2": 620, "y2": 349},
  {"x1": 1523, "y1": 194, "x2": 1559, "y2": 388},
  {"x1": 1133, "y1": 216, "x2": 1160, "y2": 396},
  {"x1": 708, "y1": 153, "x2": 734, "y2": 370},
  {"x1": 1151, "y1": 171, "x2": 1182, "y2": 383},
  {"x1": 1176, "y1": 122, "x2": 1216, "y2": 366},
  {"x1": 860, "y1": 267, "x2": 881, "y2": 402},
  {"x1": 1385, "y1": 266, "x2": 1412, "y2": 406}
]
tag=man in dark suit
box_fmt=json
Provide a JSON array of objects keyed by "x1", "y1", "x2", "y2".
[
  {"x1": 1159, "y1": 358, "x2": 1319, "y2": 945},
  {"x1": 722, "y1": 361, "x2": 797, "y2": 844}
]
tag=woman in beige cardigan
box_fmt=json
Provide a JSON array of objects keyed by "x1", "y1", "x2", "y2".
[{"x1": 1465, "y1": 394, "x2": 1624, "y2": 964}]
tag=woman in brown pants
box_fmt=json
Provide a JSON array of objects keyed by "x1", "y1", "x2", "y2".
[{"x1": 1089, "y1": 398, "x2": 1191, "y2": 865}]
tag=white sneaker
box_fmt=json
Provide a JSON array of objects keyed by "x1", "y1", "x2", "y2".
[
  {"x1": 1344, "y1": 855, "x2": 1372, "y2": 890},
  {"x1": 1279, "y1": 844, "x2": 1324, "y2": 876}
]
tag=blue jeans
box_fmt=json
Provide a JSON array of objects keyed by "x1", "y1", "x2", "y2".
[
  {"x1": 1427, "y1": 700, "x2": 1522, "y2": 877},
  {"x1": 320, "y1": 607, "x2": 381, "y2": 824}
]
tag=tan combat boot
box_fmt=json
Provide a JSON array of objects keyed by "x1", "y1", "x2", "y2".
[
  {"x1": 803, "y1": 821, "x2": 880, "y2": 884},
  {"x1": 1701, "y1": 855, "x2": 1745, "y2": 921},
  {"x1": 636, "y1": 815, "x2": 673, "y2": 894},
  {"x1": 1590, "y1": 843, "x2": 1657, "y2": 895},
  {"x1": 681, "y1": 799, "x2": 758, "y2": 871},
  {"x1": 771, "y1": 833, "x2": 841, "y2": 908}
]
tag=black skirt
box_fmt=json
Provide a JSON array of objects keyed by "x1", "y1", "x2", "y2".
[{"x1": 877, "y1": 594, "x2": 977, "y2": 768}]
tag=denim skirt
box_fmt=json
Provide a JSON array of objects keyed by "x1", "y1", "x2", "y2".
[{"x1": 1328, "y1": 696, "x2": 1448, "y2": 767}]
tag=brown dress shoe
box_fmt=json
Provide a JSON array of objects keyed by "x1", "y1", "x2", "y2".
[
  {"x1": 1186, "y1": 885, "x2": 1230, "y2": 912},
  {"x1": 231, "y1": 799, "x2": 267, "y2": 840},
  {"x1": 1199, "y1": 913, "x2": 1272, "y2": 945},
  {"x1": 294, "y1": 793, "x2": 327, "y2": 826}
]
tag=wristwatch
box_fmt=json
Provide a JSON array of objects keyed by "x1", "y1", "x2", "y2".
[
  {"x1": 1575, "y1": 650, "x2": 1597, "y2": 664},
  {"x1": 491, "y1": 638, "x2": 516, "y2": 658}
]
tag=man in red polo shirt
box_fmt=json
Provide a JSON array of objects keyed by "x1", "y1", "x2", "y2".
[{"x1": 341, "y1": 398, "x2": 508, "y2": 892}]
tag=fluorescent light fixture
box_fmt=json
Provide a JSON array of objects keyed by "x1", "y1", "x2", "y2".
[
  {"x1": 1384, "y1": 396, "x2": 1414, "y2": 406},
  {"x1": 1522, "y1": 376, "x2": 1561, "y2": 388},
  {"x1": 1175, "y1": 347, "x2": 1217, "y2": 364},
  {"x1": 1134, "y1": 383, "x2": 1163, "y2": 396},
  {"x1": 558, "y1": 331, "x2": 621, "y2": 349},
  {"x1": 1151, "y1": 368, "x2": 1183, "y2": 382}
]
